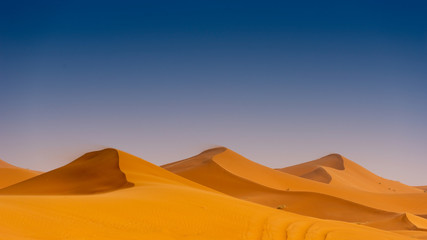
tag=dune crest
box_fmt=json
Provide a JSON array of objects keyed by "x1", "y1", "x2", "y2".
[
  {"x1": 0, "y1": 149, "x2": 133, "y2": 195},
  {"x1": 281, "y1": 154, "x2": 345, "y2": 176}
]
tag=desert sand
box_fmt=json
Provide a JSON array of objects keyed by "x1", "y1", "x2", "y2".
[
  {"x1": 163, "y1": 147, "x2": 427, "y2": 239},
  {"x1": 0, "y1": 148, "x2": 424, "y2": 239},
  {"x1": 278, "y1": 154, "x2": 422, "y2": 193},
  {"x1": 0, "y1": 158, "x2": 41, "y2": 189}
]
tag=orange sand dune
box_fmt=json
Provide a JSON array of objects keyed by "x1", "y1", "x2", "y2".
[
  {"x1": 163, "y1": 147, "x2": 427, "y2": 216},
  {"x1": 164, "y1": 148, "x2": 398, "y2": 222},
  {"x1": 0, "y1": 158, "x2": 41, "y2": 189},
  {"x1": 416, "y1": 186, "x2": 427, "y2": 191},
  {"x1": 0, "y1": 148, "x2": 415, "y2": 240},
  {"x1": 278, "y1": 154, "x2": 422, "y2": 193},
  {"x1": 0, "y1": 149, "x2": 133, "y2": 194}
]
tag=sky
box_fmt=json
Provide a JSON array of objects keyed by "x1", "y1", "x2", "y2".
[{"x1": 0, "y1": 0, "x2": 426, "y2": 185}]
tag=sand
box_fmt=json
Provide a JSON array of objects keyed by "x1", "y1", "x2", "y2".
[
  {"x1": 278, "y1": 154, "x2": 422, "y2": 193},
  {"x1": 0, "y1": 148, "x2": 420, "y2": 239},
  {"x1": 163, "y1": 147, "x2": 427, "y2": 239},
  {"x1": 0, "y1": 149, "x2": 133, "y2": 195},
  {"x1": 365, "y1": 213, "x2": 427, "y2": 231},
  {"x1": 0, "y1": 158, "x2": 41, "y2": 189}
]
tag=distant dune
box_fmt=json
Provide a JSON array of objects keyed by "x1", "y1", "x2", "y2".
[
  {"x1": 278, "y1": 153, "x2": 422, "y2": 193},
  {"x1": 0, "y1": 158, "x2": 41, "y2": 189},
  {"x1": 0, "y1": 148, "x2": 418, "y2": 239}
]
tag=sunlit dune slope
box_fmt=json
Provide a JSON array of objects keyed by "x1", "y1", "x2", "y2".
[
  {"x1": 163, "y1": 147, "x2": 427, "y2": 216},
  {"x1": 0, "y1": 149, "x2": 133, "y2": 194},
  {"x1": 0, "y1": 148, "x2": 415, "y2": 240},
  {"x1": 278, "y1": 154, "x2": 422, "y2": 193},
  {"x1": 0, "y1": 158, "x2": 41, "y2": 189}
]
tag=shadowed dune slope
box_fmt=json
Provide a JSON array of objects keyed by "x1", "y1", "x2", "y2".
[
  {"x1": 300, "y1": 167, "x2": 332, "y2": 184},
  {"x1": 0, "y1": 158, "x2": 41, "y2": 189},
  {"x1": 116, "y1": 149, "x2": 217, "y2": 191},
  {"x1": 365, "y1": 213, "x2": 427, "y2": 231},
  {"x1": 416, "y1": 186, "x2": 427, "y2": 191},
  {"x1": 278, "y1": 154, "x2": 422, "y2": 193},
  {"x1": 0, "y1": 149, "x2": 133, "y2": 195},
  {"x1": 0, "y1": 148, "x2": 415, "y2": 240}
]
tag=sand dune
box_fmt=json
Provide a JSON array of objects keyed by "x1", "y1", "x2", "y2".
[
  {"x1": 0, "y1": 149, "x2": 133, "y2": 195},
  {"x1": 278, "y1": 153, "x2": 422, "y2": 193},
  {"x1": 163, "y1": 147, "x2": 427, "y2": 239},
  {"x1": 164, "y1": 147, "x2": 427, "y2": 215},
  {"x1": 163, "y1": 148, "x2": 398, "y2": 222},
  {"x1": 0, "y1": 158, "x2": 41, "y2": 189},
  {"x1": 0, "y1": 148, "x2": 416, "y2": 240},
  {"x1": 416, "y1": 186, "x2": 427, "y2": 191}
]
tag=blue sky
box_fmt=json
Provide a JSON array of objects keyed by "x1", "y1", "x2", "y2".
[{"x1": 1, "y1": 0, "x2": 426, "y2": 185}]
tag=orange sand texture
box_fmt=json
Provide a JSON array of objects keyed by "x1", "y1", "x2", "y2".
[{"x1": 1, "y1": 147, "x2": 426, "y2": 239}]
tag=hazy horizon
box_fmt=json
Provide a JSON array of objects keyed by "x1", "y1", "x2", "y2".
[{"x1": 1, "y1": 1, "x2": 426, "y2": 185}]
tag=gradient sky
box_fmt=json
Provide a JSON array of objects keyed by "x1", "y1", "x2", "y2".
[{"x1": 1, "y1": 0, "x2": 426, "y2": 185}]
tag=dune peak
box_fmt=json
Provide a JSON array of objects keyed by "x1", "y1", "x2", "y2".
[
  {"x1": 315, "y1": 153, "x2": 346, "y2": 170},
  {"x1": 161, "y1": 147, "x2": 227, "y2": 173},
  {"x1": 278, "y1": 153, "x2": 346, "y2": 181},
  {"x1": 200, "y1": 146, "x2": 228, "y2": 155}
]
